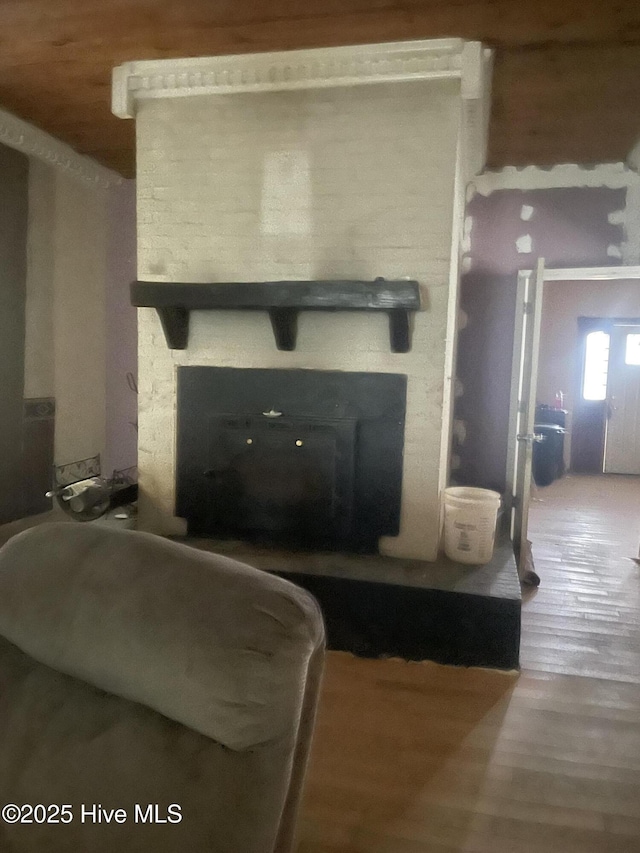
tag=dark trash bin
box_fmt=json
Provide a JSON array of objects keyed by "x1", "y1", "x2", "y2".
[
  {"x1": 532, "y1": 424, "x2": 566, "y2": 487},
  {"x1": 535, "y1": 404, "x2": 568, "y2": 429}
]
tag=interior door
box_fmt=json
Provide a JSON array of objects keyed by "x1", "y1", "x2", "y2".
[
  {"x1": 604, "y1": 323, "x2": 640, "y2": 474},
  {"x1": 506, "y1": 259, "x2": 545, "y2": 576}
]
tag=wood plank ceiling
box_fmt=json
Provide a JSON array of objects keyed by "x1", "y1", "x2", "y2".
[{"x1": 1, "y1": 0, "x2": 640, "y2": 179}]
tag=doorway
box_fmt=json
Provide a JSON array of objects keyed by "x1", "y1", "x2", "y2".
[
  {"x1": 507, "y1": 264, "x2": 640, "y2": 578},
  {"x1": 538, "y1": 296, "x2": 640, "y2": 478}
]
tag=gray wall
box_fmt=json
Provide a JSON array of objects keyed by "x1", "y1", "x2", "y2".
[{"x1": 105, "y1": 180, "x2": 137, "y2": 474}]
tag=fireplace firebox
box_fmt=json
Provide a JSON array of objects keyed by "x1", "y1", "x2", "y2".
[{"x1": 176, "y1": 367, "x2": 407, "y2": 552}]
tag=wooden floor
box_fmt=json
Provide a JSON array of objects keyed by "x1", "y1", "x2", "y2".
[
  {"x1": 297, "y1": 475, "x2": 640, "y2": 852},
  {"x1": 523, "y1": 474, "x2": 640, "y2": 683}
]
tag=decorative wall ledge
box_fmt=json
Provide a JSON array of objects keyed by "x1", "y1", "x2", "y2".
[
  {"x1": 0, "y1": 106, "x2": 123, "y2": 189},
  {"x1": 112, "y1": 39, "x2": 493, "y2": 180},
  {"x1": 131, "y1": 279, "x2": 421, "y2": 352}
]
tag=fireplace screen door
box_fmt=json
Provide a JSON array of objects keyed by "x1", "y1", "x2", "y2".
[{"x1": 200, "y1": 414, "x2": 356, "y2": 547}]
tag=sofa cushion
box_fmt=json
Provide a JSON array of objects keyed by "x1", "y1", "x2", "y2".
[
  {"x1": 0, "y1": 523, "x2": 324, "y2": 751},
  {"x1": 0, "y1": 634, "x2": 289, "y2": 853}
]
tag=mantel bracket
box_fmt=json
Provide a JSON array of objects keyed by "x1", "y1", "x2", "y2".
[
  {"x1": 268, "y1": 308, "x2": 299, "y2": 351},
  {"x1": 157, "y1": 307, "x2": 189, "y2": 349}
]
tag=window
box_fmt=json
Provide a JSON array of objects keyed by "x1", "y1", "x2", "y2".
[
  {"x1": 625, "y1": 333, "x2": 640, "y2": 366},
  {"x1": 583, "y1": 331, "x2": 610, "y2": 401}
]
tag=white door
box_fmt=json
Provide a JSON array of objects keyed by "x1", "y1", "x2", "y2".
[
  {"x1": 604, "y1": 323, "x2": 640, "y2": 474},
  {"x1": 506, "y1": 259, "x2": 545, "y2": 576}
]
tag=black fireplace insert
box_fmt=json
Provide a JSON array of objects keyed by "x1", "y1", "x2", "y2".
[{"x1": 176, "y1": 367, "x2": 407, "y2": 552}]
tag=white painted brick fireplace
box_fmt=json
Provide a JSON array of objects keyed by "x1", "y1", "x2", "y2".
[{"x1": 113, "y1": 39, "x2": 492, "y2": 561}]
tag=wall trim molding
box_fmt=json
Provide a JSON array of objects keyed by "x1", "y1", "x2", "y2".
[
  {"x1": 112, "y1": 39, "x2": 493, "y2": 179},
  {"x1": 469, "y1": 162, "x2": 640, "y2": 266},
  {"x1": 0, "y1": 106, "x2": 123, "y2": 189}
]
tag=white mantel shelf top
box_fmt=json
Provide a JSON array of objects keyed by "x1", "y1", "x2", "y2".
[{"x1": 112, "y1": 38, "x2": 493, "y2": 180}]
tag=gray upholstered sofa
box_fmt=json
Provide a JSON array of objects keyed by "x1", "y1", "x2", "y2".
[{"x1": 0, "y1": 523, "x2": 325, "y2": 852}]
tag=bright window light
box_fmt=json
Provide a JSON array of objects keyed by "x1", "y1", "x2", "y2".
[
  {"x1": 583, "y1": 331, "x2": 610, "y2": 401},
  {"x1": 625, "y1": 333, "x2": 640, "y2": 365}
]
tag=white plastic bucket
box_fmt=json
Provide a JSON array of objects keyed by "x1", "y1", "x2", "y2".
[{"x1": 443, "y1": 487, "x2": 501, "y2": 565}]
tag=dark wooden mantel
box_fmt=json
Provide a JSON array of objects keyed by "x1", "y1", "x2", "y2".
[{"x1": 130, "y1": 279, "x2": 421, "y2": 352}]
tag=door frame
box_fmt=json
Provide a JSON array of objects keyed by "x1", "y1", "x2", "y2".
[
  {"x1": 507, "y1": 264, "x2": 640, "y2": 577},
  {"x1": 505, "y1": 261, "x2": 545, "y2": 571}
]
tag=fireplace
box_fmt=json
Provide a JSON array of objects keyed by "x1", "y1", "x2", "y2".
[
  {"x1": 113, "y1": 39, "x2": 494, "y2": 561},
  {"x1": 176, "y1": 367, "x2": 406, "y2": 551}
]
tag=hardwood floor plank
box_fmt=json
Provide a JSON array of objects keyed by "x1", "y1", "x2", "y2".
[{"x1": 298, "y1": 474, "x2": 640, "y2": 851}]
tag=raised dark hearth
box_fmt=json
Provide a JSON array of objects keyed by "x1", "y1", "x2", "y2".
[
  {"x1": 131, "y1": 279, "x2": 421, "y2": 352},
  {"x1": 176, "y1": 535, "x2": 522, "y2": 671},
  {"x1": 176, "y1": 367, "x2": 406, "y2": 552}
]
